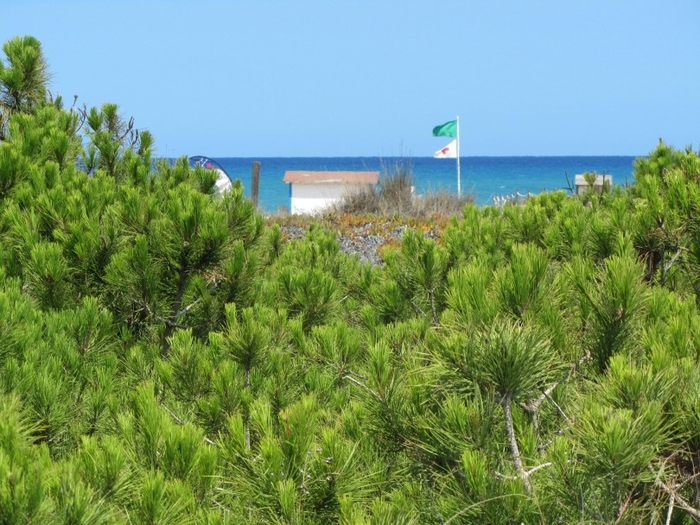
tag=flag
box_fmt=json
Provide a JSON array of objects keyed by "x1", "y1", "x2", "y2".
[
  {"x1": 434, "y1": 139, "x2": 457, "y2": 159},
  {"x1": 432, "y1": 119, "x2": 457, "y2": 138}
]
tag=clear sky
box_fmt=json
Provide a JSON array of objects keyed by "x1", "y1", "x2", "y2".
[{"x1": 6, "y1": 1, "x2": 699, "y2": 158}]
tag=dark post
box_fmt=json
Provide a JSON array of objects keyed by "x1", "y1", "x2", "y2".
[{"x1": 251, "y1": 161, "x2": 260, "y2": 207}]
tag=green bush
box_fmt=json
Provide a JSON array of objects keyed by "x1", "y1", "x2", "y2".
[{"x1": 4, "y1": 35, "x2": 700, "y2": 523}]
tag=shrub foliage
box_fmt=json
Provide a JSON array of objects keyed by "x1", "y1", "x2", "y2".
[{"x1": 2, "y1": 36, "x2": 700, "y2": 523}]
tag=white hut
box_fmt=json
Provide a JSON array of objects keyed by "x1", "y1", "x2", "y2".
[{"x1": 283, "y1": 171, "x2": 379, "y2": 215}]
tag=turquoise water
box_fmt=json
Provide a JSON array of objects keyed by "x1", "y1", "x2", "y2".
[{"x1": 214, "y1": 156, "x2": 638, "y2": 214}]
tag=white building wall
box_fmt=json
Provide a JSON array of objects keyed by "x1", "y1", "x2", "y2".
[{"x1": 290, "y1": 183, "x2": 369, "y2": 215}]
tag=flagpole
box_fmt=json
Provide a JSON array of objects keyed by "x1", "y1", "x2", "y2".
[{"x1": 456, "y1": 115, "x2": 461, "y2": 198}]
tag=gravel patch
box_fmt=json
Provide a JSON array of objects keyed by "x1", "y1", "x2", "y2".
[{"x1": 280, "y1": 223, "x2": 441, "y2": 266}]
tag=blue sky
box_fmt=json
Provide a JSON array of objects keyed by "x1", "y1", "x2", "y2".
[{"x1": 6, "y1": 1, "x2": 699, "y2": 157}]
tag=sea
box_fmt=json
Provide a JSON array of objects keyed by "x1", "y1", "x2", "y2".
[{"x1": 213, "y1": 156, "x2": 639, "y2": 214}]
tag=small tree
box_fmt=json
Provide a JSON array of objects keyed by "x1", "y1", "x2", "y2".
[{"x1": 472, "y1": 321, "x2": 564, "y2": 495}]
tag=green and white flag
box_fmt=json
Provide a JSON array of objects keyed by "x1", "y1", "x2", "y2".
[
  {"x1": 432, "y1": 117, "x2": 462, "y2": 196},
  {"x1": 432, "y1": 119, "x2": 458, "y2": 138}
]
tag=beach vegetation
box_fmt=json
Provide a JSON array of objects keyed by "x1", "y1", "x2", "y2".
[
  {"x1": 4, "y1": 36, "x2": 700, "y2": 523},
  {"x1": 334, "y1": 157, "x2": 475, "y2": 218}
]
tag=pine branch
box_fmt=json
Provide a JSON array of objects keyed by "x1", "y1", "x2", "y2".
[
  {"x1": 495, "y1": 462, "x2": 552, "y2": 480},
  {"x1": 161, "y1": 403, "x2": 218, "y2": 447},
  {"x1": 410, "y1": 299, "x2": 428, "y2": 319},
  {"x1": 344, "y1": 369, "x2": 368, "y2": 381},
  {"x1": 174, "y1": 298, "x2": 203, "y2": 319},
  {"x1": 665, "y1": 493, "x2": 675, "y2": 525},
  {"x1": 159, "y1": 317, "x2": 190, "y2": 329},
  {"x1": 503, "y1": 393, "x2": 532, "y2": 495},
  {"x1": 173, "y1": 276, "x2": 222, "y2": 318},
  {"x1": 343, "y1": 375, "x2": 381, "y2": 401},
  {"x1": 613, "y1": 486, "x2": 638, "y2": 525},
  {"x1": 525, "y1": 349, "x2": 590, "y2": 415},
  {"x1": 523, "y1": 349, "x2": 590, "y2": 449},
  {"x1": 162, "y1": 267, "x2": 190, "y2": 355},
  {"x1": 661, "y1": 246, "x2": 686, "y2": 284},
  {"x1": 543, "y1": 390, "x2": 572, "y2": 425},
  {"x1": 525, "y1": 379, "x2": 559, "y2": 416},
  {"x1": 428, "y1": 288, "x2": 439, "y2": 326}
]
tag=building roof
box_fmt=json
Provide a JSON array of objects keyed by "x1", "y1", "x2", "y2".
[{"x1": 283, "y1": 170, "x2": 379, "y2": 185}]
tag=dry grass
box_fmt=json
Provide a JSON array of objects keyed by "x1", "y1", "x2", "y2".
[
  {"x1": 333, "y1": 158, "x2": 474, "y2": 218},
  {"x1": 411, "y1": 189, "x2": 474, "y2": 217}
]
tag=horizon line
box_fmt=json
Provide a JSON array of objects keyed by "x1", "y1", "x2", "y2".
[{"x1": 162, "y1": 153, "x2": 645, "y2": 160}]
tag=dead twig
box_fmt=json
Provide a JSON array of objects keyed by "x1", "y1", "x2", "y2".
[{"x1": 651, "y1": 462, "x2": 700, "y2": 523}]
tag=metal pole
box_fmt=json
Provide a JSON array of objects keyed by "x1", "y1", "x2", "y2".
[{"x1": 456, "y1": 115, "x2": 461, "y2": 198}]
